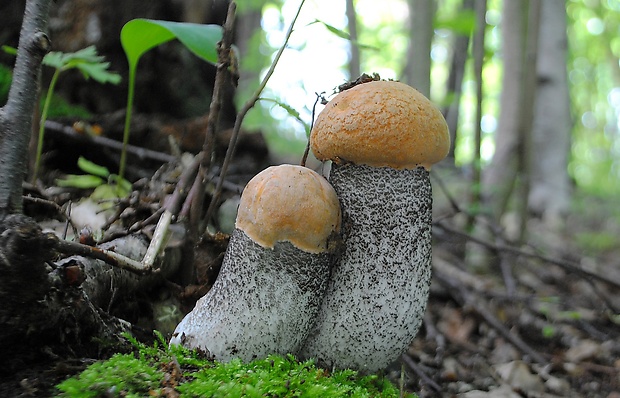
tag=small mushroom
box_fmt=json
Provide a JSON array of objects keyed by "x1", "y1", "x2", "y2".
[
  {"x1": 299, "y1": 80, "x2": 449, "y2": 372},
  {"x1": 170, "y1": 164, "x2": 341, "y2": 362}
]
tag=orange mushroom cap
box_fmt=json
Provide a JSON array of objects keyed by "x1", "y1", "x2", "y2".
[
  {"x1": 236, "y1": 164, "x2": 341, "y2": 254},
  {"x1": 310, "y1": 80, "x2": 450, "y2": 170}
]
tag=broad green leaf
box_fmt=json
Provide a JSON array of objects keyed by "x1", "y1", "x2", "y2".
[
  {"x1": 120, "y1": 19, "x2": 222, "y2": 71},
  {"x1": 78, "y1": 156, "x2": 110, "y2": 178},
  {"x1": 56, "y1": 174, "x2": 104, "y2": 189}
]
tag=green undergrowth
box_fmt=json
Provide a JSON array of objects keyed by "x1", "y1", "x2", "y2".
[{"x1": 56, "y1": 332, "x2": 416, "y2": 397}]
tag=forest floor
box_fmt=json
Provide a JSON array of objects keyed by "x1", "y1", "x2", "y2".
[{"x1": 1, "y1": 117, "x2": 619, "y2": 397}]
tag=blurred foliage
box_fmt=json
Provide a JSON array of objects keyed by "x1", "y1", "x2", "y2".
[
  {"x1": 242, "y1": 0, "x2": 619, "y2": 195},
  {"x1": 0, "y1": 63, "x2": 11, "y2": 106}
]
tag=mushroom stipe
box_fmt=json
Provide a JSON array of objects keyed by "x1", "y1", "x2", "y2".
[
  {"x1": 170, "y1": 229, "x2": 333, "y2": 362},
  {"x1": 299, "y1": 164, "x2": 433, "y2": 372}
]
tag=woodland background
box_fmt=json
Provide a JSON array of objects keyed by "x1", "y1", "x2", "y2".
[{"x1": 0, "y1": 0, "x2": 619, "y2": 397}]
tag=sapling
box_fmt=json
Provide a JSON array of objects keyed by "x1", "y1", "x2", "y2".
[
  {"x1": 1, "y1": 45, "x2": 121, "y2": 182},
  {"x1": 119, "y1": 19, "x2": 223, "y2": 182}
]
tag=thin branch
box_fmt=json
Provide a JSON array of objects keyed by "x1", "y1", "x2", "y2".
[
  {"x1": 44, "y1": 120, "x2": 176, "y2": 164},
  {"x1": 434, "y1": 269, "x2": 549, "y2": 365},
  {"x1": 54, "y1": 236, "x2": 150, "y2": 275},
  {"x1": 203, "y1": 0, "x2": 307, "y2": 229},
  {"x1": 435, "y1": 221, "x2": 620, "y2": 290},
  {"x1": 401, "y1": 353, "x2": 442, "y2": 392}
]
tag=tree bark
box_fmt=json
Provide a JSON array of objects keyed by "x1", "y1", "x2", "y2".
[
  {"x1": 346, "y1": 0, "x2": 361, "y2": 79},
  {"x1": 402, "y1": 0, "x2": 433, "y2": 97},
  {"x1": 528, "y1": 0, "x2": 571, "y2": 224},
  {"x1": 443, "y1": 0, "x2": 474, "y2": 160},
  {"x1": 482, "y1": 0, "x2": 527, "y2": 222},
  {"x1": 0, "y1": 0, "x2": 51, "y2": 216}
]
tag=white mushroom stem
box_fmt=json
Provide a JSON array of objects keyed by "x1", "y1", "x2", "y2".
[
  {"x1": 170, "y1": 229, "x2": 332, "y2": 362},
  {"x1": 300, "y1": 163, "x2": 432, "y2": 372},
  {"x1": 170, "y1": 164, "x2": 341, "y2": 362}
]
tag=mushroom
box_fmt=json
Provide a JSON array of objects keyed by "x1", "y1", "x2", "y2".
[
  {"x1": 299, "y1": 80, "x2": 449, "y2": 372},
  {"x1": 170, "y1": 164, "x2": 341, "y2": 362}
]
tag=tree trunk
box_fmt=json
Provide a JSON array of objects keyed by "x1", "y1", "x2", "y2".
[
  {"x1": 482, "y1": 0, "x2": 526, "y2": 222},
  {"x1": 346, "y1": 0, "x2": 361, "y2": 79},
  {"x1": 443, "y1": 0, "x2": 474, "y2": 160},
  {"x1": 528, "y1": 0, "x2": 572, "y2": 224},
  {"x1": 0, "y1": 0, "x2": 51, "y2": 217},
  {"x1": 402, "y1": 0, "x2": 433, "y2": 97}
]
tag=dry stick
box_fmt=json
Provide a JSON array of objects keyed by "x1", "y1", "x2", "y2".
[
  {"x1": 436, "y1": 220, "x2": 620, "y2": 290},
  {"x1": 434, "y1": 269, "x2": 549, "y2": 365},
  {"x1": 401, "y1": 353, "x2": 442, "y2": 392},
  {"x1": 44, "y1": 120, "x2": 177, "y2": 164},
  {"x1": 203, "y1": 0, "x2": 307, "y2": 229},
  {"x1": 142, "y1": 152, "x2": 203, "y2": 269},
  {"x1": 53, "y1": 235, "x2": 148, "y2": 275},
  {"x1": 300, "y1": 93, "x2": 324, "y2": 167},
  {"x1": 189, "y1": 2, "x2": 237, "y2": 233}
]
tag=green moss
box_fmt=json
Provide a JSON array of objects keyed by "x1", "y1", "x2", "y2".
[
  {"x1": 56, "y1": 333, "x2": 416, "y2": 397},
  {"x1": 575, "y1": 231, "x2": 619, "y2": 253}
]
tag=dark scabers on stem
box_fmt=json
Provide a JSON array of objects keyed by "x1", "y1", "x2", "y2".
[
  {"x1": 171, "y1": 164, "x2": 341, "y2": 362},
  {"x1": 300, "y1": 80, "x2": 450, "y2": 372}
]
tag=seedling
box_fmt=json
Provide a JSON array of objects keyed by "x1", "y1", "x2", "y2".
[
  {"x1": 119, "y1": 19, "x2": 223, "y2": 182},
  {"x1": 56, "y1": 156, "x2": 131, "y2": 199},
  {"x1": 2, "y1": 45, "x2": 121, "y2": 182}
]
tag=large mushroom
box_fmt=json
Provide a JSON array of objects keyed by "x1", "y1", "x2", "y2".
[
  {"x1": 299, "y1": 80, "x2": 449, "y2": 372},
  {"x1": 171, "y1": 164, "x2": 341, "y2": 362}
]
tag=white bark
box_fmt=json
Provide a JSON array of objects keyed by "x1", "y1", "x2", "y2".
[
  {"x1": 529, "y1": 0, "x2": 572, "y2": 223},
  {"x1": 402, "y1": 0, "x2": 434, "y2": 97}
]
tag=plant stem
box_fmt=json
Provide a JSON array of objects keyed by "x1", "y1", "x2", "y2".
[
  {"x1": 31, "y1": 67, "x2": 60, "y2": 183},
  {"x1": 203, "y1": 0, "x2": 307, "y2": 229},
  {"x1": 119, "y1": 67, "x2": 136, "y2": 182}
]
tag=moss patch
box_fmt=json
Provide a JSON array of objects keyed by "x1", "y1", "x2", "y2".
[{"x1": 56, "y1": 333, "x2": 416, "y2": 397}]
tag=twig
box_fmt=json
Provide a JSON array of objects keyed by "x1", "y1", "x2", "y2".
[
  {"x1": 54, "y1": 236, "x2": 150, "y2": 275},
  {"x1": 44, "y1": 120, "x2": 176, "y2": 164},
  {"x1": 189, "y1": 1, "x2": 238, "y2": 231},
  {"x1": 401, "y1": 353, "x2": 442, "y2": 392},
  {"x1": 300, "y1": 92, "x2": 324, "y2": 167},
  {"x1": 202, "y1": 0, "x2": 307, "y2": 230},
  {"x1": 142, "y1": 152, "x2": 202, "y2": 269},
  {"x1": 435, "y1": 220, "x2": 620, "y2": 290},
  {"x1": 434, "y1": 269, "x2": 549, "y2": 365}
]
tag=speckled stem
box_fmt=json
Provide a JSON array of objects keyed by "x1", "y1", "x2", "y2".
[
  {"x1": 299, "y1": 163, "x2": 432, "y2": 372},
  {"x1": 171, "y1": 228, "x2": 332, "y2": 362}
]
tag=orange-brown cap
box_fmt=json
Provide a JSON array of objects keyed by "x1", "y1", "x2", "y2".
[
  {"x1": 310, "y1": 80, "x2": 450, "y2": 169},
  {"x1": 236, "y1": 164, "x2": 341, "y2": 254}
]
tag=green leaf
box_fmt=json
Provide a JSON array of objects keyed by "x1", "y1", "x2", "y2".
[
  {"x1": 109, "y1": 174, "x2": 133, "y2": 196},
  {"x1": 434, "y1": 10, "x2": 477, "y2": 36},
  {"x1": 77, "y1": 156, "x2": 110, "y2": 178},
  {"x1": 120, "y1": 19, "x2": 223, "y2": 71},
  {"x1": 42, "y1": 46, "x2": 121, "y2": 84},
  {"x1": 260, "y1": 97, "x2": 310, "y2": 136},
  {"x1": 75, "y1": 61, "x2": 122, "y2": 84},
  {"x1": 55, "y1": 174, "x2": 105, "y2": 189},
  {"x1": 1, "y1": 45, "x2": 17, "y2": 56},
  {"x1": 309, "y1": 19, "x2": 379, "y2": 51}
]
